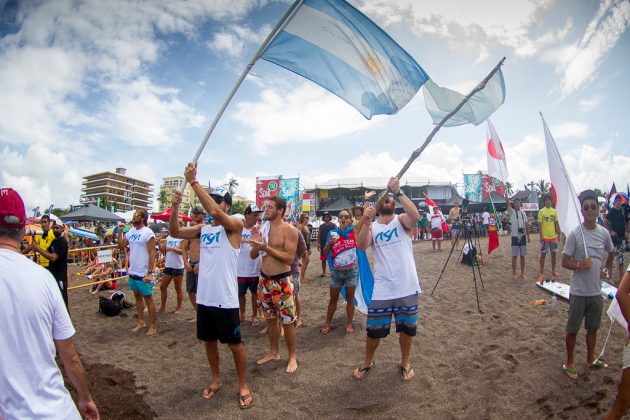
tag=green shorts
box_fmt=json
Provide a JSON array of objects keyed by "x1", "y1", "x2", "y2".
[
  {"x1": 128, "y1": 274, "x2": 153, "y2": 297},
  {"x1": 566, "y1": 294, "x2": 603, "y2": 334}
]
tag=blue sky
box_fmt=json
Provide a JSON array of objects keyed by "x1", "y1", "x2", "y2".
[{"x1": 0, "y1": 0, "x2": 628, "y2": 211}]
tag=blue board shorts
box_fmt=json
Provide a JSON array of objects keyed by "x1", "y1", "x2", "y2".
[
  {"x1": 128, "y1": 274, "x2": 153, "y2": 296},
  {"x1": 366, "y1": 293, "x2": 419, "y2": 339}
]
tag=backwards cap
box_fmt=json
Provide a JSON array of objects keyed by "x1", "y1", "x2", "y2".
[{"x1": 0, "y1": 188, "x2": 26, "y2": 229}]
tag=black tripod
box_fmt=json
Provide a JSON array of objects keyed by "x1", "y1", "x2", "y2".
[{"x1": 431, "y1": 216, "x2": 485, "y2": 311}]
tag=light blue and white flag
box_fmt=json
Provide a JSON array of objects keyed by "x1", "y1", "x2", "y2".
[
  {"x1": 262, "y1": 0, "x2": 429, "y2": 119},
  {"x1": 423, "y1": 68, "x2": 505, "y2": 126}
]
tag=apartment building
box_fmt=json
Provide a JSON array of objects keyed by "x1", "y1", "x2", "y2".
[{"x1": 81, "y1": 168, "x2": 153, "y2": 212}]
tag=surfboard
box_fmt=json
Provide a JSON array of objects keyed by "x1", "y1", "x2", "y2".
[{"x1": 535, "y1": 280, "x2": 617, "y2": 301}]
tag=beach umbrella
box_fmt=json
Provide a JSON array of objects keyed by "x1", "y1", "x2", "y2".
[
  {"x1": 151, "y1": 208, "x2": 193, "y2": 223},
  {"x1": 68, "y1": 227, "x2": 99, "y2": 241},
  {"x1": 105, "y1": 225, "x2": 131, "y2": 236}
]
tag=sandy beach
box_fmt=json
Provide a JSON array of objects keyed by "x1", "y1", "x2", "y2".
[{"x1": 66, "y1": 236, "x2": 628, "y2": 419}]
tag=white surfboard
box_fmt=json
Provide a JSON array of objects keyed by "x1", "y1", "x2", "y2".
[{"x1": 535, "y1": 280, "x2": 617, "y2": 301}]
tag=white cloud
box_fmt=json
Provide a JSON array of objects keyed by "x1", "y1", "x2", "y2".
[
  {"x1": 549, "y1": 122, "x2": 589, "y2": 139},
  {"x1": 547, "y1": 0, "x2": 630, "y2": 97},
  {"x1": 578, "y1": 97, "x2": 601, "y2": 113},
  {"x1": 208, "y1": 24, "x2": 272, "y2": 57},
  {"x1": 232, "y1": 82, "x2": 378, "y2": 152}
]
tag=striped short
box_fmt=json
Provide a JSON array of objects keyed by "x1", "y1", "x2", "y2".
[{"x1": 366, "y1": 294, "x2": 419, "y2": 339}]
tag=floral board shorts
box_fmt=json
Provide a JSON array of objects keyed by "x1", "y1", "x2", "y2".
[{"x1": 257, "y1": 271, "x2": 297, "y2": 324}]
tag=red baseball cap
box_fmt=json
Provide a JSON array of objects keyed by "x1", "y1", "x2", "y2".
[{"x1": 0, "y1": 188, "x2": 26, "y2": 229}]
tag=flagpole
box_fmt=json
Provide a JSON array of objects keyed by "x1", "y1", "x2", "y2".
[
  {"x1": 540, "y1": 112, "x2": 588, "y2": 257},
  {"x1": 375, "y1": 57, "x2": 506, "y2": 207},
  {"x1": 179, "y1": 0, "x2": 305, "y2": 193}
]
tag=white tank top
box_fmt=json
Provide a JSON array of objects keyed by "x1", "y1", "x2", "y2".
[
  {"x1": 237, "y1": 227, "x2": 262, "y2": 277},
  {"x1": 164, "y1": 236, "x2": 184, "y2": 269},
  {"x1": 370, "y1": 215, "x2": 420, "y2": 300},
  {"x1": 197, "y1": 224, "x2": 240, "y2": 308}
]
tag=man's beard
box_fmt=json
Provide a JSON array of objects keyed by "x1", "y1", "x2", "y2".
[{"x1": 379, "y1": 206, "x2": 395, "y2": 216}]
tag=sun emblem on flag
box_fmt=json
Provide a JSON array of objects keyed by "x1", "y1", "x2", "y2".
[{"x1": 360, "y1": 52, "x2": 385, "y2": 80}]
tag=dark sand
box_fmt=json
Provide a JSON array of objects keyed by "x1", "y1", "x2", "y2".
[{"x1": 67, "y1": 237, "x2": 627, "y2": 419}]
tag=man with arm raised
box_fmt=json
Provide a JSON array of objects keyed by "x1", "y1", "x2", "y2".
[
  {"x1": 169, "y1": 163, "x2": 252, "y2": 409},
  {"x1": 250, "y1": 196, "x2": 300, "y2": 373},
  {"x1": 352, "y1": 177, "x2": 421, "y2": 381}
]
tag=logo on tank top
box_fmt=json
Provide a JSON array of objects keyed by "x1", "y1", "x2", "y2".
[
  {"x1": 375, "y1": 227, "x2": 399, "y2": 244},
  {"x1": 201, "y1": 231, "x2": 222, "y2": 245},
  {"x1": 242, "y1": 233, "x2": 252, "y2": 239},
  {"x1": 128, "y1": 233, "x2": 142, "y2": 241},
  {"x1": 167, "y1": 240, "x2": 179, "y2": 247}
]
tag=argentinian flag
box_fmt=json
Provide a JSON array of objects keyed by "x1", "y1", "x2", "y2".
[{"x1": 262, "y1": 0, "x2": 429, "y2": 119}]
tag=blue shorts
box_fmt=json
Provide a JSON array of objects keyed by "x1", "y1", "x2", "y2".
[
  {"x1": 540, "y1": 240, "x2": 558, "y2": 254},
  {"x1": 128, "y1": 275, "x2": 153, "y2": 296},
  {"x1": 366, "y1": 294, "x2": 419, "y2": 339},
  {"x1": 329, "y1": 265, "x2": 359, "y2": 288}
]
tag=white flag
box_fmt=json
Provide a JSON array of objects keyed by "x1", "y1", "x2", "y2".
[
  {"x1": 542, "y1": 115, "x2": 582, "y2": 235},
  {"x1": 486, "y1": 119, "x2": 508, "y2": 182}
]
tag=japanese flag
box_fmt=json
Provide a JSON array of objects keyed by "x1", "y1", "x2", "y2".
[{"x1": 486, "y1": 119, "x2": 508, "y2": 182}]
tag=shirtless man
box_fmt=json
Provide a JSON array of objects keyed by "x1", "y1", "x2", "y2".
[
  {"x1": 250, "y1": 196, "x2": 299, "y2": 373},
  {"x1": 182, "y1": 204, "x2": 206, "y2": 323},
  {"x1": 169, "y1": 163, "x2": 252, "y2": 409}
]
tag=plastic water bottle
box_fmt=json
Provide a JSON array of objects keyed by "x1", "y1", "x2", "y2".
[{"x1": 550, "y1": 294, "x2": 557, "y2": 311}]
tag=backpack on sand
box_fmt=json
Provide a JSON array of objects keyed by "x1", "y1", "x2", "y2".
[{"x1": 99, "y1": 291, "x2": 126, "y2": 316}]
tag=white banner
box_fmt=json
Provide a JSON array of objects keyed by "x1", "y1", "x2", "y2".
[
  {"x1": 97, "y1": 249, "x2": 113, "y2": 264},
  {"x1": 521, "y1": 203, "x2": 539, "y2": 212}
]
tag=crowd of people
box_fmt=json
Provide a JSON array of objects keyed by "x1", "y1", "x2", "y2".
[{"x1": 1, "y1": 176, "x2": 630, "y2": 417}]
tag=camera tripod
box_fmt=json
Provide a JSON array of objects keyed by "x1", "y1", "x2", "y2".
[{"x1": 431, "y1": 216, "x2": 485, "y2": 311}]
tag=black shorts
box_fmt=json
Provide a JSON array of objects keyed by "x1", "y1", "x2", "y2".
[
  {"x1": 197, "y1": 304, "x2": 241, "y2": 344},
  {"x1": 163, "y1": 267, "x2": 184, "y2": 276},
  {"x1": 238, "y1": 276, "x2": 259, "y2": 296}
]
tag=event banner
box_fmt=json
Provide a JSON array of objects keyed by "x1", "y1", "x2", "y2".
[
  {"x1": 256, "y1": 177, "x2": 280, "y2": 208},
  {"x1": 463, "y1": 173, "x2": 483, "y2": 202},
  {"x1": 482, "y1": 175, "x2": 505, "y2": 199},
  {"x1": 302, "y1": 193, "x2": 314, "y2": 212},
  {"x1": 280, "y1": 178, "x2": 300, "y2": 222}
]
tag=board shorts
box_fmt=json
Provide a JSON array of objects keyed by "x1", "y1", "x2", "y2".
[
  {"x1": 431, "y1": 228, "x2": 443, "y2": 240},
  {"x1": 451, "y1": 224, "x2": 461, "y2": 238},
  {"x1": 511, "y1": 236, "x2": 527, "y2": 257},
  {"x1": 238, "y1": 276, "x2": 259, "y2": 296},
  {"x1": 163, "y1": 267, "x2": 184, "y2": 276},
  {"x1": 623, "y1": 337, "x2": 630, "y2": 370},
  {"x1": 291, "y1": 272, "x2": 301, "y2": 297},
  {"x1": 197, "y1": 304, "x2": 241, "y2": 344},
  {"x1": 566, "y1": 294, "x2": 603, "y2": 334},
  {"x1": 614, "y1": 242, "x2": 625, "y2": 266},
  {"x1": 185, "y1": 260, "x2": 198, "y2": 293},
  {"x1": 540, "y1": 239, "x2": 558, "y2": 254},
  {"x1": 257, "y1": 271, "x2": 296, "y2": 324},
  {"x1": 366, "y1": 293, "x2": 419, "y2": 339},
  {"x1": 329, "y1": 265, "x2": 359, "y2": 288},
  {"x1": 128, "y1": 274, "x2": 152, "y2": 297}
]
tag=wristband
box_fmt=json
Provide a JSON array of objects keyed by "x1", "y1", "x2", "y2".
[
  {"x1": 576, "y1": 262, "x2": 580, "y2": 271},
  {"x1": 190, "y1": 179, "x2": 199, "y2": 187},
  {"x1": 395, "y1": 190, "x2": 404, "y2": 198}
]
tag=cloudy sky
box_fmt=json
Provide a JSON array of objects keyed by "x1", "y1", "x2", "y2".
[{"x1": 1, "y1": 0, "x2": 629, "y2": 212}]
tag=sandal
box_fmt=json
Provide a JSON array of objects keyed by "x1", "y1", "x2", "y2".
[
  {"x1": 320, "y1": 325, "x2": 333, "y2": 334},
  {"x1": 353, "y1": 361, "x2": 375, "y2": 380},
  {"x1": 201, "y1": 384, "x2": 222, "y2": 400},
  {"x1": 239, "y1": 393, "x2": 254, "y2": 410},
  {"x1": 400, "y1": 364, "x2": 415, "y2": 381},
  {"x1": 590, "y1": 359, "x2": 608, "y2": 369},
  {"x1": 345, "y1": 326, "x2": 354, "y2": 334},
  {"x1": 562, "y1": 364, "x2": 577, "y2": 379}
]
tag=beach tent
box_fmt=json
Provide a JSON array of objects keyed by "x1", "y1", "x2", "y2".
[
  {"x1": 316, "y1": 197, "x2": 356, "y2": 216},
  {"x1": 61, "y1": 205, "x2": 124, "y2": 223},
  {"x1": 114, "y1": 209, "x2": 136, "y2": 222}
]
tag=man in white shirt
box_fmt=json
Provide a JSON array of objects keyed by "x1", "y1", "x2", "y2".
[
  {"x1": 354, "y1": 178, "x2": 421, "y2": 381},
  {"x1": 482, "y1": 209, "x2": 491, "y2": 237},
  {"x1": 117, "y1": 208, "x2": 157, "y2": 336},
  {"x1": 0, "y1": 188, "x2": 99, "y2": 420}
]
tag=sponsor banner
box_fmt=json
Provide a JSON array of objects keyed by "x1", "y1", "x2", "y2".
[
  {"x1": 280, "y1": 178, "x2": 300, "y2": 222},
  {"x1": 463, "y1": 173, "x2": 483, "y2": 202},
  {"x1": 302, "y1": 193, "x2": 314, "y2": 212},
  {"x1": 521, "y1": 203, "x2": 539, "y2": 212},
  {"x1": 482, "y1": 175, "x2": 505, "y2": 199},
  {"x1": 256, "y1": 177, "x2": 280, "y2": 208}
]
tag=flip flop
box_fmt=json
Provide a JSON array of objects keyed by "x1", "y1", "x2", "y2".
[
  {"x1": 345, "y1": 326, "x2": 354, "y2": 334},
  {"x1": 320, "y1": 325, "x2": 333, "y2": 334},
  {"x1": 562, "y1": 364, "x2": 577, "y2": 380},
  {"x1": 353, "y1": 361, "x2": 375, "y2": 380},
  {"x1": 590, "y1": 359, "x2": 608, "y2": 369},
  {"x1": 239, "y1": 393, "x2": 254, "y2": 410},
  {"x1": 201, "y1": 384, "x2": 222, "y2": 400},
  {"x1": 400, "y1": 364, "x2": 415, "y2": 381}
]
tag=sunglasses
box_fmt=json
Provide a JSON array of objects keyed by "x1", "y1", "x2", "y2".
[
  {"x1": 211, "y1": 195, "x2": 224, "y2": 204},
  {"x1": 582, "y1": 204, "x2": 597, "y2": 211},
  {"x1": 339, "y1": 215, "x2": 351, "y2": 219}
]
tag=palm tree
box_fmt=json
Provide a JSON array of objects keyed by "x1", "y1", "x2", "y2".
[
  {"x1": 227, "y1": 177, "x2": 239, "y2": 195},
  {"x1": 593, "y1": 188, "x2": 605, "y2": 198},
  {"x1": 504, "y1": 181, "x2": 514, "y2": 196},
  {"x1": 157, "y1": 189, "x2": 168, "y2": 211},
  {"x1": 526, "y1": 180, "x2": 537, "y2": 191}
]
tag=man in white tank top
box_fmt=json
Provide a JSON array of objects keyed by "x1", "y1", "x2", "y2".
[
  {"x1": 169, "y1": 163, "x2": 252, "y2": 410},
  {"x1": 353, "y1": 177, "x2": 421, "y2": 381},
  {"x1": 237, "y1": 205, "x2": 263, "y2": 326}
]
